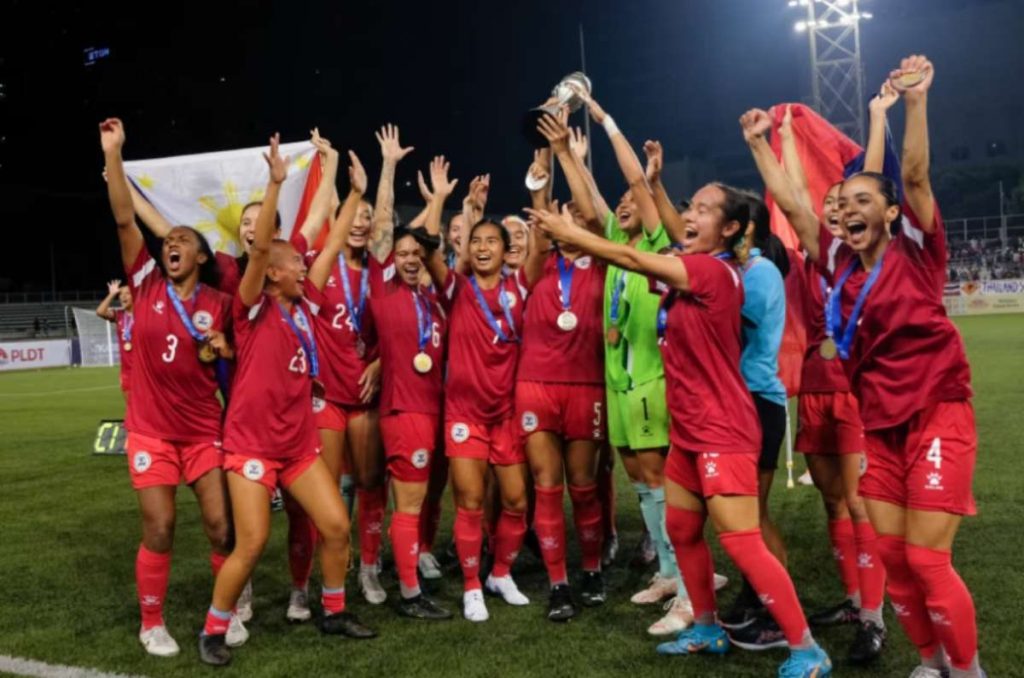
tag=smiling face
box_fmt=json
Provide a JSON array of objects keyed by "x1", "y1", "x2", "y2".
[
  {"x1": 266, "y1": 240, "x2": 308, "y2": 300},
  {"x1": 468, "y1": 222, "x2": 507, "y2": 277},
  {"x1": 821, "y1": 182, "x2": 843, "y2": 238},
  {"x1": 502, "y1": 216, "x2": 529, "y2": 269},
  {"x1": 347, "y1": 200, "x2": 374, "y2": 249},
  {"x1": 394, "y1": 234, "x2": 425, "y2": 286},
  {"x1": 447, "y1": 213, "x2": 466, "y2": 252},
  {"x1": 162, "y1": 227, "x2": 208, "y2": 282},
  {"x1": 118, "y1": 286, "x2": 134, "y2": 311},
  {"x1": 615, "y1": 190, "x2": 641, "y2": 233},
  {"x1": 679, "y1": 184, "x2": 741, "y2": 255},
  {"x1": 837, "y1": 174, "x2": 900, "y2": 254},
  {"x1": 238, "y1": 203, "x2": 282, "y2": 255}
]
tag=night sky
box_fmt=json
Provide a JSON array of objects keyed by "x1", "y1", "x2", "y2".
[{"x1": 1, "y1": 0, "x2": 1020, "y2": 293}]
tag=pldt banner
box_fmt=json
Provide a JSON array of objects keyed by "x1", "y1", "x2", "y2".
[
  {"x1": 0, "y1": 339, "x2": 72, "y2": 371},
  {"x1": 943, "y1": 279, "x2": 1024, "y2": 316}
]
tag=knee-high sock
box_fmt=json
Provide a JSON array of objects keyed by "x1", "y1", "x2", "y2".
[
  {"x1": 418, "y1": 497, "x2": 442, "y2": 553},
  {"x1": 533, "y1": 485, "x2": 568, "y2": 586},
  {"x1": 827, "y1": 518, "x2": 860, "y2": 600},
  {"x1": 568, "y1": 483, "x2": 603, "y2": 572},
  {"x1": 854, "y1": 520, "x2": 886, "y2": 614},
  {"x1": 136, "y1": 545, "x2": 171, "y2": 630},
  {"x1": 453, "y1": 507, "x2": 483, "y2": 591},
  {"x1": 389, "y1": 511, "x2": 421, "y2": 598},
  {"x1": 491, "y1": 510, "x2": 527, "y2": 578},
  {"x1": 665, "y1": 506, "x2": 715, "y2": 624},
  {"x1": 876, "y1": 535, "x2": 940, "y2": 660},
  {"x1": 637, "y1": 483, "x2": 672, "y2": 580},
  {"x1": 719, "y1": 528, "x2": 810, "y2": 647},
  {"x1": 356, "y1": 487, "x2": 386, "y2": 568},
  {"x1": 905, "y1": 543, "x2": 978, "y2": 672}
]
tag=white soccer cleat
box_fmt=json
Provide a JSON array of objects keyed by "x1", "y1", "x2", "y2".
[
  {"x1": 138, "y1": 625, "x2": 180, "y2": 657},
  {"x1": 647, "y1": 596, "x2": 695, "y2": 636},
  {"x1": 907, "y1": 667, "x2": 945, "y2": 678},
  {"x1": 286, "y1": 587, "x2": 312, "y2": 623},
  {"x1": 463, "y1": 589, "x2": 490, "y2": 622},
  {"x1": 225, "y1": 614, "x2": 249, "y2": 647},
  {"x1": 484, "y1": 574, "x2": 530, "y2": 606},
  {"x1": 713, "y1": 573, "x2": 729, "y2": 591},
  {"x1": 630, "y1": 573, "x2": 678, "y2": 605},
  {"x1": 418, "y1": 552, "x2": 443, "y2": 580},
  {"x1": 359, "y1": 566, "x2": 387, "y2": 605},
  {"x1": 236, "y1": 579, "x2": 254, "y2": 623}
]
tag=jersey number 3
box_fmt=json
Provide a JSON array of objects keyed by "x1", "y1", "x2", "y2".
[{"x1": 161, "y1": 334, "x2": 179, "y2": 363}]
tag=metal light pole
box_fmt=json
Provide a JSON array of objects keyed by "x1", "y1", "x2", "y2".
[{"x1": 790, "y1": 0, "x2": 872, "y2": 144}]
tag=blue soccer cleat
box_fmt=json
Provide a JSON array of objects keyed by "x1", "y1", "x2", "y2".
[
  {"x1": 656, "y1": 622, "x2": 731, "y2": 656},
  {"x1": 778, "y1": 643, "x2": 833, "y2": 678}
]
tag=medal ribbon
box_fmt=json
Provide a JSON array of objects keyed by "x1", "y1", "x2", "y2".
[
  {"x1": 413, "y1": 289, "x2": 432, "y2": 353},
  {"x1": 338, "y1": 251, "x2": 369, "y2": 333},
  {"x1": 165, "y1": 281, "x2": 206, "y2": 343},
  {"x1": 825, "y1": 255, "x2": 885, "y2": 360},
  {"x1": 122, "y1": 311, "x2": 134, "y2": 343},
  {"x1": 470, "y1": 275, "x2": 517, "y2": 343},
  {"x1": 557, "y1": 254, "x2": 574, "y2": 312},
  {"x1": 277, "y1": 302, "x2": 320, "y2": 378}
]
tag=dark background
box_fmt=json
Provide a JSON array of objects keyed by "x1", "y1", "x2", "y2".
[{"x1": 1, "y1": 0, "x2": 1021, "y2": 293}]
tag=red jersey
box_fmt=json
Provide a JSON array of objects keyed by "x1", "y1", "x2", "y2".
[
  {"x1": 656, "y1": 254, "x2": 760, "y2": 454},
  {"x1": 222, "y1": 282, "x2": 324, "y2": 459},
  {"x1": 442, "y1": 270, "x2": 528, "y2": 424},
  {"x1": 819, "y1": 207, "x2": 972, "y2": 430},
  {"x1": 517, "y1": 252, "x2": 605, "y2": 385},
  {"x1": 123, "y1": 248, "x2": 231, "y2": 442},
  {"x1": 215, "y1": 252, "x2": 243, "y2": 297},
  {"x1": 365, "y1": 282, "x2": 447, "y2": 416},
  {"x1": 115, "y1": 309, "x2": 135, "y2": 390},
  {"x1": 799, "y1": 254, "x2": 852, "y2": 394}
]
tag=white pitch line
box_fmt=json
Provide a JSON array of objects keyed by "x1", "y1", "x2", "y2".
[
  {"x1": 0, "y1": 655, "x2": 147, "y2": 678},
  {"x1": 0, "y1": 385, "x2": 120, "y2": 397}
]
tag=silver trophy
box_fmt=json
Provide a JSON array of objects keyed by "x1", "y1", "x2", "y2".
[{"x1": 522, "y1": 71, "x2": 593, "y2": 148}]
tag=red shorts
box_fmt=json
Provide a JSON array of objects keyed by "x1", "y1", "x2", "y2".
[
  {"x1": 314, "y1": 399, "x2": 372, "y2": 432},
  {"x1": 223, "y1": 451, "x2": 321, "y2": 494},
  {"x1": 515, "y1": 381, "x2": 606, "y2": 441},
  {"x1": 795, "y1": 391, "x2": 866, "y2": 455},
  {"x1": 860, "y1": 400, "x2": 977, "y2": 516},
  {"x1": 381, "y1": 412, "x2": 438, "y2": 483},
  {"x1": 665, "y1": 447, "x2": 759, "y2": 498},
  {"x1": 445, "y1": 416, "x2": 525, "y2": 466},
  {"x1": 126, "y1": 432, "x2": 223, "y2": 490}
]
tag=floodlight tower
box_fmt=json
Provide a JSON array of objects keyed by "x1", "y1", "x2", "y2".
[{"x1": 789, "y1": 0, "x2": 872, "y2": 144}]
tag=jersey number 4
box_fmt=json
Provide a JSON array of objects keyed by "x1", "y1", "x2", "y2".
[{"x1": 926, "y1": 437, "x2": 942, "y2": 469}]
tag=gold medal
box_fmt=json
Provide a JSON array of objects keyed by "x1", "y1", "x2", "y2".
[
  {"x1": 123, "y1": 341, "x2": 132, "y2": 353},
  {"x1": 819, "y1": 337, "x2": 838, "y2": 361},
  {"x1": 606, "y1": 326, "x2": 621, "y2": 347},
  {"x1": 355, "y1": 338, "x2": 366, "y2": 359},
  {"x1": 413, "y1": 352, "x2": 433, "y2": 374},
  {"x1": 198, "y1": 342, "x2": 218, "y2": 363}
]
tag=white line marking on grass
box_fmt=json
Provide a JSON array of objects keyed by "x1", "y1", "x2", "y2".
[
  {"x1": 0, "y1": 385, "x2": 120, "y2": 397},
  {"x1": 0, "y1": 655, "x2": 146, "y2": 678}
]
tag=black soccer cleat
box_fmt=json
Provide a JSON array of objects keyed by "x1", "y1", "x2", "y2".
[
  {"x1": 197, "y1": 633, "x2": 231, "y2": 667},
  {"x1": 579, "y1": 571, "x2": 607, "y2": 607},
  {"x1": 397, "y1": 594, "x2": 453, "y2": 621},
  {"x1": 319, "y1": 611, "x2": 377, "y2": 639},
  {"x1": 726, "y1": 615, "x2": 788, "y2": 651},
  {"x1": 547, "y1": 584, "x2": 577, "y2": 622},
  {"x1": 808, "y1": 598, "x2": 860, "y2": 627},
  {"x1": 848, "y1": 620, "x2": 886, "y2": 664}
]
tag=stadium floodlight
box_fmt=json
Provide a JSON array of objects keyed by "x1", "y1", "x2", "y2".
[{"x1": 789, "y1": 0, "x2": 870, "y2": 143}]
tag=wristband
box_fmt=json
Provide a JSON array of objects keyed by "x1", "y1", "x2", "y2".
[{"x1": 603, "y1": 116, "x2": 620, "y2": 136}]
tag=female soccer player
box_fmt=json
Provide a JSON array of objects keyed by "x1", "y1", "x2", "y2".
[
  {"x1": 422, "y1": 156, "x2": 538, "y2": 622},
  {"x1": 197, "y1": 135, "x2": 375, "y2": 666},
  {"x1": 744, "y1": 56, "x2": 984, "y2": 678},
  {"x1": 100, "y1": 117, "x2": 240, "y2": 658},
  {"x1": 528, "y1": 185, "x2": 832, "y2": 676},
  {"x1": 96, "y1": 279, "x2": 135, "y2": 396}
]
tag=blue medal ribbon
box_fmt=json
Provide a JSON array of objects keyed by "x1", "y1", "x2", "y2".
[
  {"x1": 165, "y1": 281, "x2": 206, "y2": 342},
  {"x1": 557, "y1": 254, "x2": 574, "y2": 312},
  {"x1": 469, "y1": 275, "x2": 517, "y2": 343},
  {"x1": 277, "y1": 302, "x2": 320, "y2": 378},
  {"x1": 609, "y1": 270, "x2": 627, "y2": 326},
  {"x1": 413, "y1": 289, "x2": 432, "y2": 353},
  {"x1": 122, "y1": 312, "x2": 134, "y2": 343},
  {"x1": 825, "y1": 256, "x2": 885, "y2": 360},
  {"x1": 338, "y1": 252, "x2": 369, "y2": 333}
]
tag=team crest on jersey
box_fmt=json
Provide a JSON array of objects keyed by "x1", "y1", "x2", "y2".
[
  {"x1": 450, "y1": 423, "x2": 470, "y2": 444},
  {"x1": 192, "y1": 310, "x2": 214, "y2": 332},
  {"x1": 521, "y1": 411, "x2": 539, "y2": 433},
  {"x1": 293, "y1": 311, "x2": 310, "y2": 332},
  {"x1": 243, "y1": 459, "x2": 265, "y2": 481},
  {"x1": 326, "y1": 275, "x2": 337, "y2": 288},
  {"x1": 574, "y1": 256, "x2": 592, "y2": 269},
  {"x1": 133, "y1": 451, "x2": 152, "y2": 473},
  {"x1": 411, "y1": 449, "x2": 429, "y2": 469},
  {"x1": 501, "y1": 290, "x2": 517, "y2": 309},
  {"x1": 153, "y1": 300, "x2": 165, "y2": 314}
]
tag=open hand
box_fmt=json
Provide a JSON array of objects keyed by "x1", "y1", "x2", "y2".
[{"x1": 375, "y1": 123, "x2": 414, "y2": 163}]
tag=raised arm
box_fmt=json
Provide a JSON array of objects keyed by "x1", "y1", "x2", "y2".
[
  {"x1": 865, "y1": 82, "x2": 900, "y2": 174},
  {"x1": 462, "y1": 174, "x2": 489, "y2": 232},
  {"x1": 370, "y1": 124, "x2": 414, "y2": 263},
  {"x1": 99, "y1": 119, "x2": 145, "y2": 270},
  {"x1": 538, "y1": 112, "x2": 602, "y2": 233},
  {"x1": 295, "y1": 128, "x2": 338, "y2": 246},
  {"x1": 123, "y1": 181, "x2": 173, "y2": 238},
  {"x1": 643, "y1": 140, "x2": 686, "y2": 243},
  {"x1": 423, "y1": 156, "x2": 459, "y2": 287},
  {"x1": 568, "y1": 125, "x2": 611, "y2": 219},
  {"x1": 741, "y1": 108, "x2": 822, "y2": 260},
  {"x1": 309, "y1": 151, "x2": 367, "y2": 290},
  {"x1": 96, "y1": 279, "x2": 121, "y2": 321},
  {"x1": 892, "y1": 55, "x2": 936, "y2": 231},
  {"x1": 239, "y1": 134, "x2": 289, "y2": 306},
  {"x1": 528, "y1": 149, "x2": 553, "y2": 211}
]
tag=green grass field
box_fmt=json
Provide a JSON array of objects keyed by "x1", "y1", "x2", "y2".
[{"x1": 0, "y1": 314, "x2": 1020, "y2": 677}]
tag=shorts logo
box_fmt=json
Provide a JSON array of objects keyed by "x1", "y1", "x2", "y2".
[
  {"x1": 411, "y1": 448, "x2": 429, "y2": 469},
  {"x1": 243, "y1": 459, "x2": 265, "y2": 481},
  {"x1": 891, "y1": 602, "x2": 909, "y2": 617},
  {"x1": 450, "y1": 423, "x2": 470, "y2": 444},
  {"x1": 704, "y1": 461, "x2": 718, "y2": 478},
  {"x1": 925, "y1": 472, "x2": 944, "y2": 491},
  {"x1": 153, "y1": 301, "x2": 165, "y2": 314},
  {"x1": 575, "y1": 256, "x2": 592, "y2": 269},
  {"x1": 501, "y1": 290, "x2": 517, "y2": 309},
  {"x1": 312, "y1": 397, "x2": 326, "y2": 413},
  {"x1": 857, "y1": 553, "x2": 874, "y2": 569},
  {"x1": 133, "y1": 451, "x2": 152, "y2": 473},
  {"x1": 192, "y1": 310, "x2": 214, "y2": 332},
  {"x1": 521, "y1": 411, "x2": 539, "y2": 433}
]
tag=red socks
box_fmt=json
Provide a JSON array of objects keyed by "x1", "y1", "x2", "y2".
[
  {"x1": 533, "y1": 485, "x2": 568, "y2": 585},
  {"x1": 389, "y1": 511, "x2": 421, "y2": 593},
  {"x1": 453, "y1": 507, "x2": 484, "y2": 591},
  {"x1": 905, "y1": 543, "x2": 978, "y2": 671},
  {"x1": 284, "y1": 493, "x2": 316, "y2": 589},
  {"x1": 321, "y1": 586, "x2": 346, "y2": 615},
  {"x1": 719, "y1": 528, "x2": 809, "y2": 646},
  {"x1": 665, "y1": 506, "x2": 717, "y2": 622},
  {"x1": 491, "y1": 510, "x2": 527, "y2": 578},
  {"x1": 876, "y1": 535, "x2": 939, "y2": 659},
  {"x1": 854, "y1": 520, "x2": 886, "y2": 612},
  {"x1": 418, "y1": 498, "x2": 442, "y2": 553},
  {"x1": 357, "y1": 487, "x2": 386, "y2": 568},
  {"x1": 209, "y1": 551, "x2": 227, "y2": 577},
  {"x1": 827, "y1": 518, "x2": 859, "y2": 599},
  {"x1": 203, "y1": 606, "x2": 231, "y2": 636},
  {"x1": 136, "y1": 545, "x2": 171, "y2": 630},
  {"x1": 568, "y1": 484, "x2": 603, "y2": 572}
]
